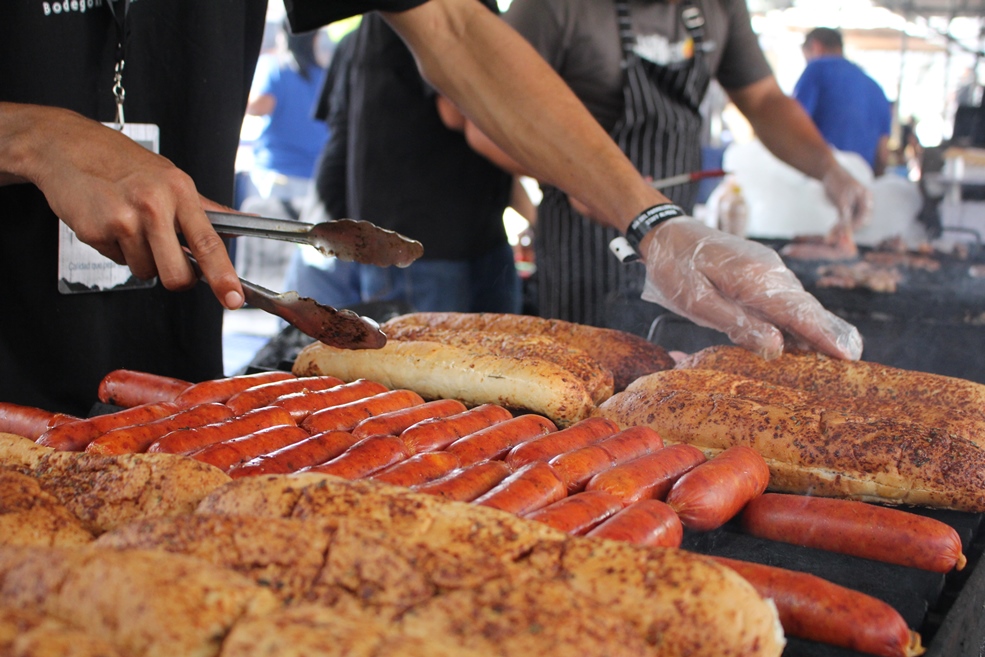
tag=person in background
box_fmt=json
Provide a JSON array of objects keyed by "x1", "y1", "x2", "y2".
[
  {"x1": 795, "y1": 27, "x2": 892, "y2": 177},
  {"x1": 284, "y1": 8, "x2": 535, "y2": 314},
  {"x1": 0, "y1": 0, "x2": 861, "y2": 415},
  {"x1": 453, "y1": 0, "x2": 870, "y2": 329},
  {"x1": 244, "y1": 21, "x2": 329, "y2": 216}
]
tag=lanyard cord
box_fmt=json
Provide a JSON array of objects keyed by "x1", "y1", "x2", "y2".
[{"x1": 105, "y1": 0, "x2": 130, "y2": 126}]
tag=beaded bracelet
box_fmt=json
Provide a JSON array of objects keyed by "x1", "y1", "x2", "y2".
[{"x1": 625, "y1": 203, "x2": 687, "y2": 250}]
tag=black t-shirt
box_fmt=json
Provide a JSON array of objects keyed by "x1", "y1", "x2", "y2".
[
  {"x1": 325, "y1": 7, "x2": 512, "y2": 260},
  {"x1": 0, "y1": 0, "x2": 267, "y2": 415}
]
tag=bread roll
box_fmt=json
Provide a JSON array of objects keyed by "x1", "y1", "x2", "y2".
[
  {"x1": 197, "y1": 474, "x2": 785, "y2": 657},
  {"x1": 0, "y1": 469, "x2": 93, "y2": 547},
  {"x1": 293, "y1": 340, "x2": 596, "y2": 427},
  {"x1": 0, "y1": 432, "x2": 52, "y2": 472},
  {"x1": 381, "y1": 311, "x2": 674, "y2": 391},
  {"x1": 678, "y1": 346, "x2": 985, "y2": 447},
  {"x1": 0, "y1": 605, "x2": 125, "y2": 657},
  {"x1": 0, "y1": 545, "x2": 278, "y2": 657},
  {"x1": 596, "y1": 371, "x2": 985, "y2": 511},
  {"x1": 384, "y1": 325, "x2": 614, "y2": 403}
]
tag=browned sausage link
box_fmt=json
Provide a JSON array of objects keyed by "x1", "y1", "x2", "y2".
[
  {"x1": 352, "y1": 398, "x2": 468, "y2": 440},
  {"x1": 371, "y1": 451, "x2": 462, "y2": 487},
  {"x1": 271, "y1": 379, "x2": 389, "y2": 422},
  {"x1": 585, "y1": 499, "x2": 683, "y2": 548},
  {"x1": 411, "y1": 460, "x2": 514, "y2": 502},
  {"x1": 36, "y1": 402, "x2": 180, "y2": 452},
  {"x1": 228, "y1": 430, "x2": 359, "y2": 478},
  {"x1": 305, "y1": 435, "x2": 411, "y2": 479},
  {"x1": 188, "y1": 425, "x2": 310, "y2": 472},
  {"x1": 300, "y1": 390, "x2": 425, "y2": 435},
  {"x1": 446, "y1": 414, "x2": 558, "y2": 468},
  {"x1": 97, "y1": 369, "x2": 193, "y2": 407},
  {"x1": 741, "y1": 493, "x2": 967, "y2": 573},
  {"x1": 549, "y1": 426, "x2": 665, "y2": 494},
  {"x1": 172, "y1": 371, "x2": 295, "y2": 407},
  {"x1": 400, "y1": 403, "x2": 514, "y2": 455},
  {"x1": 585, "y1": 443, "x2": 707, "y2": 505},
  {"x1": 505, "y1": 416, "x2": 619, "y2": 470},
  {"x1": 711, "y1": 556, "x2": 925, "y2": 657},
  {"x1": 665, "y1": 445, "x2": 770, "y2": 532},
  {"x1": 524, "y1": 490, "x2": 623, "y2": 535},
  {"x1": 225, "y1": 375, "x2": 344, "y2": 416},
  {"x1": 147, "y1": 406, "x2": 295, "y2": 455},
  {"x1": 0, "y1": 402, "x2": 79, "y2": 442},
  {"x1": 85, "y1": 402, "x2": 234, "y2": 455},
  {"x1": 474, "y1": 461, "x2": 567, "y2": 515}
]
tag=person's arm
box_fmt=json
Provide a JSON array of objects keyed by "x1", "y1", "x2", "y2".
[
  {"x1": 382, "y1": 0, "x2": 861, "y2": 361},
  {"x1": 246, "y1": 93, "x2": 276, "y2": 117},
  {"x1": 873, "y1": 134, "x2": 889, "y2": 177},
  {"x1": 728, "y1": 76, "x2": 871, "y2": 230},
  {"x1": 0, "y1": 102, "x2": 244, "y2": 309}
]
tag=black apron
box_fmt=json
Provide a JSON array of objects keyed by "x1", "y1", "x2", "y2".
[{"x1": 534, "y1": 0, "x2": 712, "y2": 327}]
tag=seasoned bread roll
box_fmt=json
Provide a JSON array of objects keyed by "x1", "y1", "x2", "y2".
[
  {"x1": 0, "y1": 605, "x2": 125, "y2": 657},
  {"x1": 678, "y1": 346, "x2": 985, "y2": 447},
  {"x1": 0, "y1": 469, "x2": 93, "y2": 547},
  {"x1": 381, "y1": 311, "x2": 674, "y2": 391},
  {"x1": 596, "y1": 370, "x2": 985, "y2": 512},
  {"x1": 293, "y1": 340, "x2": 596, "y2": 427},
  {"x1": 384, "y1": 325, "x2": 614, "y2": 403},
  {"x1": 0, "y1": 545, "x2": 278, "y2": 657},
  {"x1": 197, "y1": 474, "x2": 785, "y2": 657},
  {"x1": 0, "y1": 432, "x2": 52, "y2": 472}
]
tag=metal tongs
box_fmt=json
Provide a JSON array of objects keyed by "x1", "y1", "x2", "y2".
[{"x1": 206, "y1": 210, "x2": 424, "y2": 268}]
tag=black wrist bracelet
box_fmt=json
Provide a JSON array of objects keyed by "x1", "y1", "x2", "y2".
[{"x1": 625, "y1": 203, "x2": 686, "y2": 250}]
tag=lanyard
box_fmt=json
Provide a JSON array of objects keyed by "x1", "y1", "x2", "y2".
[{"x1": 105, "y1": 0, "x2": 131, "y2": 126}]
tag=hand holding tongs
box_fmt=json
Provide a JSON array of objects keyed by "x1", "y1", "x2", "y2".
[{"x1": 206, "y1": 211, "x2": 424, "y2": 268}]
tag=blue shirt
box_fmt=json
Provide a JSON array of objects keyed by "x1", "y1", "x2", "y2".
[
  {"x1": 794, "y1": 56, "x2": 891, "y2": 170},
  {"x1": 251, "y1": 54, "x2": 329, "y2": 179}
]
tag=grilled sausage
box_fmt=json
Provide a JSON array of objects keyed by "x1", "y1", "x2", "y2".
[
  {"x1": 225, "y1": 375, "x2": 343, "y2": 416},
  {"x1": 228, "y1": 430, "x2": 359, "y2": 478},
  {"x1": 188, "y1": 424, "x2": 310, "y2": 472},
  {"x1": 0, "y1": 402, "x2": 79, "y2": 441},
  {"x1": 399, "y1": 403, "x2": 514, "y2": 454},
  {"x1": 740, "y1": 493, "x2": 967, "y2": 573},
  {"x1": 36, "y1": 402, "x2": 180, "y2": 451},
  {"x1": 585, "y1": 499, "x2": 684, "y2": 548},
  {"x1": 585, "y1": 443, "x2": 707, "y2": 505},
  {"x1": 147, "y1": 406, "x2": 295, "y2": 455},
  {"x1": 445, "y1": 414, "x2": 557, "y2": 468},
  {"x1": 305, "y1": 435, "x2": 411, "y2": 479},
  {"x1": 352, "y1": 398, "x2": 468, "y2": 440},
  {"x1": 474, "y1": 461, "x2": 568, "y2": 515},
  {"x1": 97, "y1": 369, "x2": 192, "y2": 407},
  {"x1": 549, "y1": 426, "x2": 665, "y2": 494},
  {"x1": 505, "y1": 417, "x2": 618, "y2": 470},
  {"x1": 712, "y1": 556, "x2": 925, "y2": 657},
  {"x1": 85, "y1": 402, "x2": 234, "y2": 455},
  {"x1": 665, "y1": 445, "x2": 770, "y2": 531},
  {"x1": 172, "y1": 371, "x2": 295, "y2": 407},
  {"x1": 524, "y1": 490, "x2": 623, "y2": 535},
  {"x1": 270, "y1": 379, "x2": 389, "y2": 422},
  {"x1": 371, "y1": 451, "x2": 462, "y2": 487},
  {"x1": 300, "y1": 390, "x2": 425, "y2": 435},
  {"x1": 411, "y1": 460, "x2": 514, "y2": 502}
]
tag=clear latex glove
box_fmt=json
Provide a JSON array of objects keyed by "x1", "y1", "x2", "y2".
[
  {"x1": 822, "y1": 165, "x2": 872, "y2": 231},
  {"x1": 640, "y1": 217, "x2": 863, "y2": 360}
]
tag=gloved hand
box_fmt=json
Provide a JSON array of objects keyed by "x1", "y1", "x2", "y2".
[
  {"x1": 640, "y1": 217, "x2": 863, "y2": 360},
  {"x1": 822, "y1": 164, "x2": 872, "y2": 231}
]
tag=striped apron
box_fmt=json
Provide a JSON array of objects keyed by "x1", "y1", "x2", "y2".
[{"x1": 534, "y1": 0, "x2": 712, "y2": 326}]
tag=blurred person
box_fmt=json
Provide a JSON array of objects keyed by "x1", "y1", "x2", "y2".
[
  {"x1": 795, "y1": 27, "x2": 892, "y2": 176},
  {"x1": 285, "y1": 9, "x2": 534, "y2": 314},
  {"x1": 1, "y1": 0, "x2": 862, "y2": 415},
  {"x1": 453, "y1": 0, "x2": 870, "y2": 328}
]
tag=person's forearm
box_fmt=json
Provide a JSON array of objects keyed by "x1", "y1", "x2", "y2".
[
  {"x1": 728, "y1": 79, "x2": 839, "y2": 182},
  {"x1": 383, "y1": 0, "x2": 667, "y2": 232},
  {"x1": 0, "y1": 102, "x2": 47, "y2": 186}
]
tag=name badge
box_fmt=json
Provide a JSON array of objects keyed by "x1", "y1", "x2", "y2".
[{"x1": 57, "y1": 122, "x2": 161, "y2": 294}]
